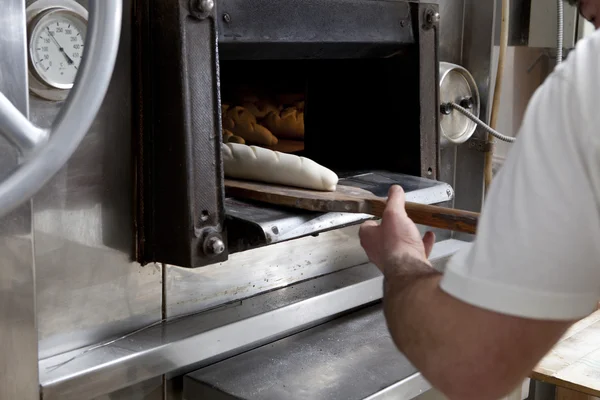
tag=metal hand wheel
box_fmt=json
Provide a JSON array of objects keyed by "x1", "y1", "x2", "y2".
[{"x1": 0, "y1": 0, "x2": 121, "y2": 218}]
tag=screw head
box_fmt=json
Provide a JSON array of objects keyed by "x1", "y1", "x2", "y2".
[
  {"x1": 191, "y1": 0, "x2": 214, "y2": 17},
  {"x1": 200, "y1": 0, "x2": 214, "y2": 12},
  {"x1": 424, "y1": 9, "x2": 440, "y2": 29},
  {"x1": 204, "y1": 236, "x2": 225, "y2": 256},
  {"x1": 460, "y1": 97, "x2": 474, "y2": 109},
  {"x1": 427, "y1": 11, "x2": 440, "y2": 24},
  {"x1": 223, "y1": 13, "x2": 231, "y2": 23},
  {"x1": 440, "y1": 103, "x2": 452, "y2": 115}
]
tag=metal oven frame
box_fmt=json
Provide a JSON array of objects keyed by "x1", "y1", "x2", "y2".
[
  {"x1": 0, "y1": 0, "x2": 498, "y2": 398},
  {"x1": 135, "y1": 0, "x2": 441, "y2": 269}
]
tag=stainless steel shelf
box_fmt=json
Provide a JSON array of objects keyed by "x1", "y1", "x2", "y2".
[{"x1": 183, "y1": 304, "x2": 430, "y2": 400}]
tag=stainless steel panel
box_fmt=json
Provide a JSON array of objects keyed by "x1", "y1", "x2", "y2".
[
  {"x1": 433, "y1": 0, "x2": 467, "y2": 243},
  {"x1": 40, "y1": 263, "x2": 382, "y2": 400},
  {"x1": 38, "y1": 239, "x2": 468, "y2": 400},
  {"x1": 437, "y1": 0, "x2": 465, "y2": 64},
  {"x1": 29, "y1": 0, "x2": 163, "y2": 359},
  {"x1": 182, "y1": 304, "x2": 427, "y2": 400},
  {"x1": 166, "y1": 225, "x2": 369, "y2": 318},
  {"x1": 453, "y1": 0, "x2": 497, "y2": 225},
  {"x1": 0, "y1": 1, "x2": 38, "y2": 399},
  {"x1": 93, "y1": 377, "x2": 164, "y2": 400}
]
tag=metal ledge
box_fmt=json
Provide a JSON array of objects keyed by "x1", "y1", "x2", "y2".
[
  {"x1": 39, "y1": 239, "x2": 468, "y2": 400},
  {"x1": 183, "y1": 304, "x2": 431, "y2": 400}
]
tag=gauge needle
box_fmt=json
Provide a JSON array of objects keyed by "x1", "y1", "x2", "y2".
[{"x1": 46, "y1": 27, "x2": 74, "y2": 65}]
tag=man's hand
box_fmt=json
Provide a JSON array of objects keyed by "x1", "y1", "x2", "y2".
[{"x1": 359, "y1": 185, "x2": 435, "y2": 271}]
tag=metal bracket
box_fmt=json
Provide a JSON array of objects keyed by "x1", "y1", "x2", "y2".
[{"x1": 468, "y1": 138, "x2": 493, "y2": 153}]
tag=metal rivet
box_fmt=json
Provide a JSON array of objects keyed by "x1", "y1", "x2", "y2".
[
  {"x1": 205, "y1": 236, "x2": 225, "y2": 255},
  {"x1": 440, "y1": 103, "x2": 452, "y2": 115},
  {"x1": 199, "y1": 0, "x2": 214, "y2": 13},
  {"x1": 460, "y1": 97, "x2": 474, "y2": 109},
  {"x1": 190, "y1": 0, "x2": 214, "y2": 18},
  {"x1": 424, "y1": 9, "x2": 440, "y2": 30},
  {"x1": 223, "y1": 13, "x2": 231, "y2": 23}
]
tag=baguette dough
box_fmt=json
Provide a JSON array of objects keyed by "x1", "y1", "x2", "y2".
[
  {"x1": 223, "y1": 142, "x2": 338, "y2": 191},
  {"x1": 224, "y1": 106, "x2": 278, "y2": 146},
  {"x1": 263, "y1": 107, "x2": 304, "y2": 140}
]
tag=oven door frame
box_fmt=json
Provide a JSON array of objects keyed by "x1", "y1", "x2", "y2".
[{"x1": 135, "y1": 0, "x2": 440, "y2": 269}]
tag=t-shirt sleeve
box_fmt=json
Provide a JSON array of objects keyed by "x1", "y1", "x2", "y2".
[{"x1": 439, "y1": 31, "x2": 600, "y2": 321}]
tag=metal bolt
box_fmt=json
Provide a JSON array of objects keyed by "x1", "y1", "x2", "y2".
[
  {"x1": 205, "y1": 236, "x2": 225, "y2": 256},
  {"x1": 190, "y1": 0, "x2": 214, "y2": 18},
  {"x1": 427, "y1": 10, "x2": 440, "y2": 24},
  {"x1": 440, "y1": 103, "x2": 452, "y2": 115},
  {"x1": 400, "y1": 20, "x2": 407, "y2": 28},
  {"x1": 199, "y1": 0, "x2": 214, "y2": 13},
  {"x1": 223, "y1": 13, "x2": 231, "y2": 23},
  {"x1": 460, "y1": 97, "x2": 474, "y2": 109},
  {"x1": 424, "y1": 9, "x2": 440, "y2": 29}
]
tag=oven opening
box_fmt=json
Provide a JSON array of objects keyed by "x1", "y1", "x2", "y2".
[
  {"x1": 219, "y1": 56, "x2": 422, "y2": 176},
  {"x1": 220, "y1": 56, "x2": 450, "y2": 253}
]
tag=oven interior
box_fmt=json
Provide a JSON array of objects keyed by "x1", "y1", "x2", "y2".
[
  {"x1": 219, "y1": 56, "x2": 422, "y2": 175},
  {"x1": 135, "y1": 0, "x2": 445, "y2": 268}
]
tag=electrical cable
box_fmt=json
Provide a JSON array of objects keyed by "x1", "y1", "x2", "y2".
[
  {"x1": 558, "y1": 0, "x2": 564, "y2": 63},
  {"x1": 449, "y1": 103, "x2": 516, "y2": 143}
]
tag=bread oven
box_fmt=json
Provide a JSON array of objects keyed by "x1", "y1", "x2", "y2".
[
  {"x1": 135, "y1": 0, "x2": 449, "y2": 269},
  {"x1": 0, "y1": 0, "x2": 495, "y2": 397}
]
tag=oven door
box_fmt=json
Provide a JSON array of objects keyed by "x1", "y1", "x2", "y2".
[{"x1": 135, "y1": 0, "x2": 441, "y2": 269}]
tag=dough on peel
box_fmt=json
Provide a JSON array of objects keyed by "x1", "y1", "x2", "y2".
[{"x1": 222, "y1": 143, "x2": 338, "y2": 192}]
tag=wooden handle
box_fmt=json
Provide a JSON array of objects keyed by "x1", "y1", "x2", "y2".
[{"x1": 367, "y1": 198, "x2": 479, "y2": 234}]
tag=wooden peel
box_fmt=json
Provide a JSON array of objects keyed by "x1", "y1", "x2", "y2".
[{"x1": 225, "y1": 179, "x2": 479, "y2": 234}]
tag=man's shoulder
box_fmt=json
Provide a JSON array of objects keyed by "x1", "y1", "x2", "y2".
[{"x1": 542, "y1": 30, "x2": 600, "y2": 135}]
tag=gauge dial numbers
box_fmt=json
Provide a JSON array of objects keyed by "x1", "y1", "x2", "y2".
[{"x1": 28, "y1": 8, "x2": 87, "y2": 91}]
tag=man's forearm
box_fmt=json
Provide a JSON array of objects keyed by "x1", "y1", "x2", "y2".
[{"x1": 381, "y1": 256, "x2": 570, "y2": 400}]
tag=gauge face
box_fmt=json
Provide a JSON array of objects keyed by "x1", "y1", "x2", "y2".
[{"x1": 29, "y1": 9, "x2": 87, "y2": 90}]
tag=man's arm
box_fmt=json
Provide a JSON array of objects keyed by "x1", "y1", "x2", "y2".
[
  {"x1": 382, "y1": 259, "x2": 570, "y2": 400},
  {"x1": 360, "y1": 188, "x2": 574, "y2": 400},
  {"x1": 360, "y1": 30, "x2": 600, "y2": 400}
]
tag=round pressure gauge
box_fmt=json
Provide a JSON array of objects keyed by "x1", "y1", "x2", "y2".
[{"x1": 26, "y1": 0, "x2": 88, "y2": 101}]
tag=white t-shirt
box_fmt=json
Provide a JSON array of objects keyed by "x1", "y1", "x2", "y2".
[{"x1": 439, "y1": 29, "x2": 600, "y2": 321}]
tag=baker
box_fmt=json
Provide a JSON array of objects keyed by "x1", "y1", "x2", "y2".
[{"x1": 358, "y1": 1, "x2": 600, "y2": 399}]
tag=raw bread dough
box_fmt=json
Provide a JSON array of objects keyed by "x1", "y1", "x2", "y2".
[
  {"x1": 224, "y1": 106, "x2": 278, "y2": 146},
  {"x1": 223, "y1": 129, "x2": 246, "y2": 144},
  {"x1": 263, "y1": 107, "x2": 304, "y2": 140},
  {"x1": 222, "y1": 142, "x2": 338, "y2": 191}
]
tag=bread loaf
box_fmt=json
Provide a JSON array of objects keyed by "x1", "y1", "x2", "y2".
[
  {"x1": 243, "y1": 100, "x2": 280, "y2": 119},
  {"x1": 224, "y1": 106, "x2": 278, "y2": 146},
  {"x1": 223, "y1": 129, "x2": 246, "y2": 144},
  {"x1": 263, "y1": 107, "x2": 304, "y2": 140},
  {"x1": 222, "y1": 143, "x2": 338, "y2": 191}
]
